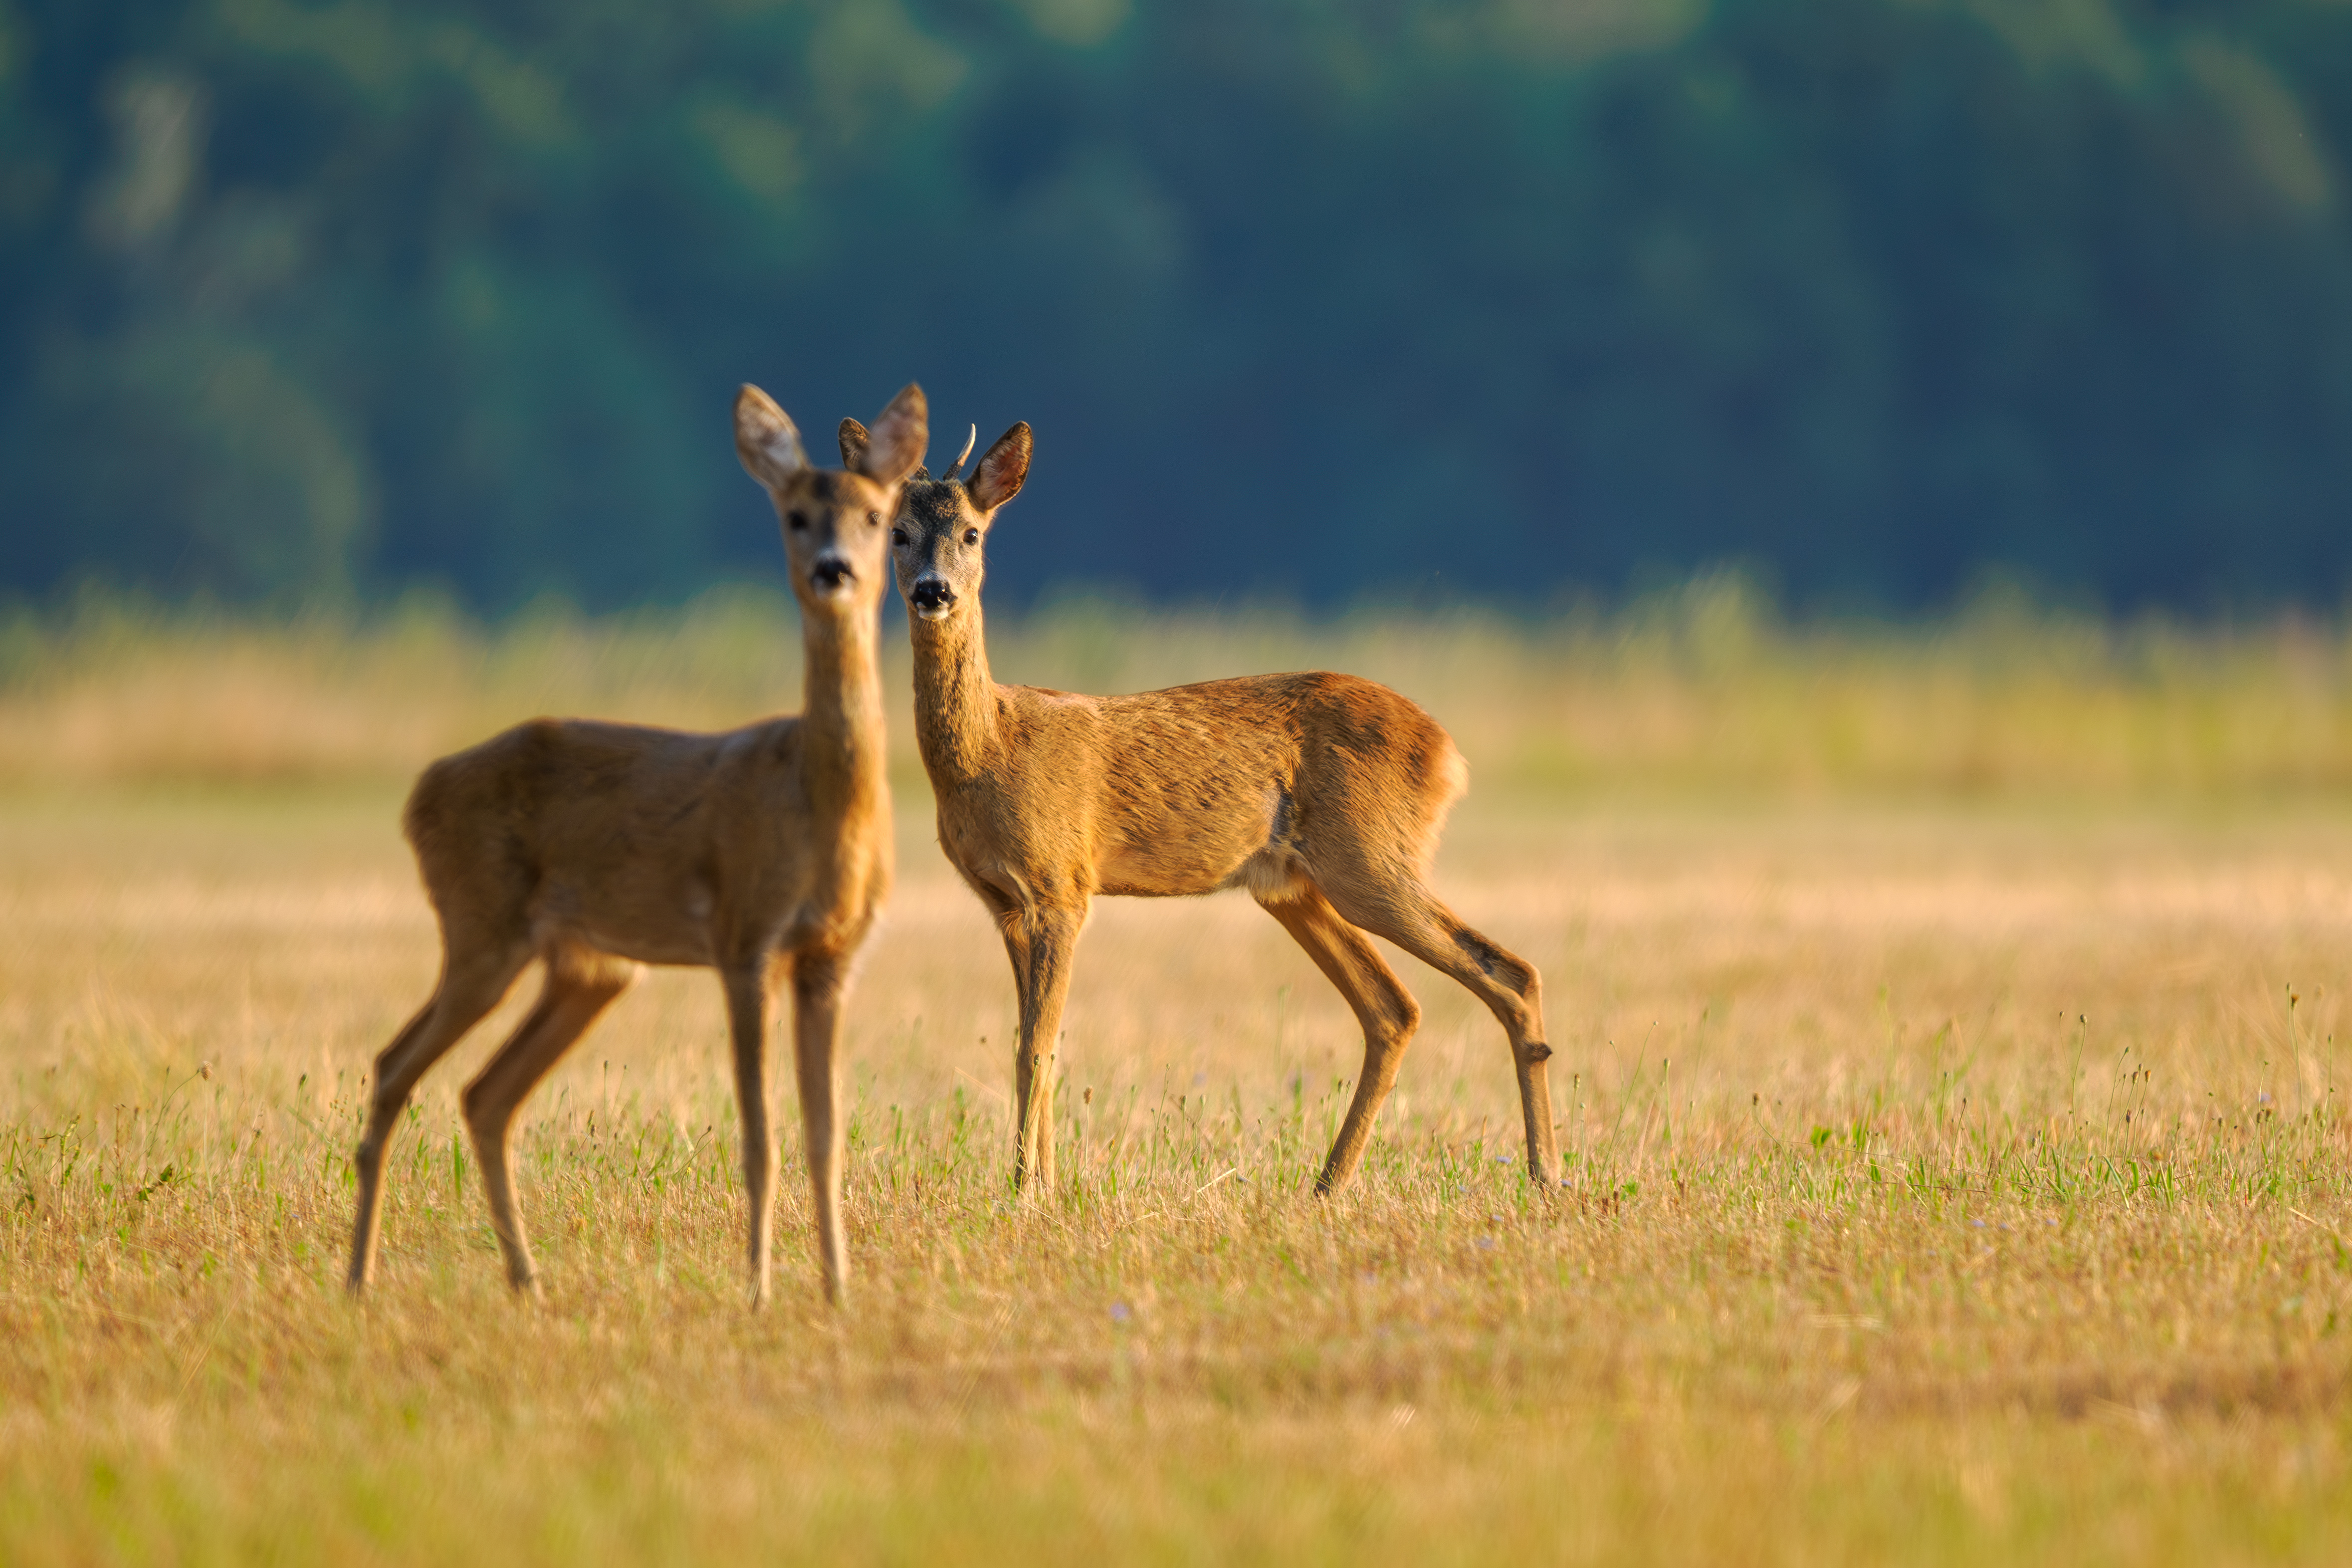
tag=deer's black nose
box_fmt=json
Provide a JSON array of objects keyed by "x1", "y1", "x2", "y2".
[
  {"x1": 811, "y1": 555, "x2": 854, "y2": 593},
  {"x1": 910, "y1": 576, "x2": 954, "y2": 611}
]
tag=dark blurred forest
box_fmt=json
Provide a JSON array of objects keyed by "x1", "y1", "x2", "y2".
[{"x1": 1, "y1": 0, "x2": 2350, "y2": 613}]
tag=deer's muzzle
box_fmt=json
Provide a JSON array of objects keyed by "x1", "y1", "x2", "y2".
[
  {"x1": 910, "y1": 576, "x2": 955, "y2": 619},
  {"x1": 810, "y1": 555, "x2": 855, "y2": 596}
]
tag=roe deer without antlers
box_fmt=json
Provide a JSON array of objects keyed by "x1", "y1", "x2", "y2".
[
  {"x1": 840, "y1": 417, "x2": 1559, "y2": 1196},
  {"x1": 346, "y1": 382, "x2": 926, "y2": 1308}
]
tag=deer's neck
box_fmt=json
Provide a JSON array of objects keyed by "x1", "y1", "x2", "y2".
[
  {"x1": 799, "y1": 606, "x2": 888, "y2": 821},
  {"x1": 910, "y1": 602, "x2": 1001, "y2": 786}
]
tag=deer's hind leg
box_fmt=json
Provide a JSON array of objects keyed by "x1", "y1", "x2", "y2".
[
  {"x1": 459, "y1": 943, "x2": 641, "y2": 1294},
  {"x1": 1256, "y1": 881, "x2": 1423, "y2": 1196},
  {"x1": 1320, "y1": 879, "x2": 1559, "y2": 1187},
  {"x1": 349, "y1": 939, "x2": 534, "y2": 1292}
]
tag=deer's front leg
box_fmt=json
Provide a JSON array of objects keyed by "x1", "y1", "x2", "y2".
[
  {"x1": 790, "y1": 948, "x2": 850, "y2": 1305},
  {"x1": 1011, "y1": 903, "x2": 1085, "y2": 1196},
  {"x1": 722, "y1": 960, "x2": 780, "y2": 1308}
]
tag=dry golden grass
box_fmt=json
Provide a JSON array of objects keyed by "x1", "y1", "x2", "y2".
[
  {"x1": 7, "y1": 599, "x2": 2352, "y2": 1562},
  {"x1": 13, "y1": 577, "x2": 2352, "y2": 797}
]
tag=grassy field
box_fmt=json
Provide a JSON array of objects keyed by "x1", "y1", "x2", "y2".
[{"x1": 7, "y1": 595, "x2": 2352, "y2": 1563}]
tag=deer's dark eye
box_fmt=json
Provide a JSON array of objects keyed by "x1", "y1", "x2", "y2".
[
  {"x1": 963, "y1": 527, "x2": 981, "y2": 545},
  {"x1": 889, "y1": 528, "x2": 907, "y2": 547},
  {"x1": 786, "y1": 510, "x2": 808, "y2": 531}
]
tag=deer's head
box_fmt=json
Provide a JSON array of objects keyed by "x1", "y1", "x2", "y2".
[
  {"x1": 736, "y1": 382, "x2": 927, "y2": 617},
  {"x1": 839, "y1": 418, "x2": 1031, "y2": 626}
]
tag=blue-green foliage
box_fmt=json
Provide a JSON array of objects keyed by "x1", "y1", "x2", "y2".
[{"x1": 1, "y1": 0, "x2": 2349, "y2": 610}]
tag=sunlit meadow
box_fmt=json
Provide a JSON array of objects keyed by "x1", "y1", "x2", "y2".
[{"x1": 6, "y1": 585, "x2": 2352, "y2": 1563}]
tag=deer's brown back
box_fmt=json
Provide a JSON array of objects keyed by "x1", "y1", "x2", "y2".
[
  {"x1": 405, "y1": 716, "x2": 883, "y2": 967},
  {"x1": 939, "y1": 671, "x2": 1464, "y2": 902}
]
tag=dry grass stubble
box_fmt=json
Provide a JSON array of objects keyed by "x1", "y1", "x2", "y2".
[{"x1": 5, "y1": 781, "x2": 2352, "y2": 1561}]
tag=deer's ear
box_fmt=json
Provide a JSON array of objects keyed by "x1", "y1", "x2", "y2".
[
  {"x1": 837, "y1": 418, "x2": 868, "y2": 469},
  {"x1": 853, "y1": 383, "x2": 927, "y2": 485},
  {"x1": 735, "y1": 385, "x2": 806, "y2": 488},
  {"x1": 969, "y1": 422, "x2": 1032, "y2": 512}
]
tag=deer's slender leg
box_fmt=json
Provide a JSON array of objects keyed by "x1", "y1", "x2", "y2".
[
  {"x1": 982, "y1": 883, "x2": 1040, "y2": 1166},
  {"x1": 1326, "y1": 885, "x2": 1559, "y2": 1187},
  {"x1": 1256, "y1": 882, "x2": 1424, "y2": 1195},
  {"x1": 975, "y1": 880, "x2": 1032, "y2": 999},
  {"x1": 1010, "y1": 903, "x2": 1085, "y2": 1195},
  {"x1": 459, "y1": 947, "x2": 640, "y2": 1294},
  {"x1": 976, "y1": 881, "x2": 1042, "y2": 1187},
  {"x1": 722, "y1": 957, "x2": 782, "y2": 1308},
  {"x1": 790, "y1": 947, "x2": 851, "y2": 1305},
  {"x1": 348, "y1": 945, "x2": 531, "y2": 1292}
]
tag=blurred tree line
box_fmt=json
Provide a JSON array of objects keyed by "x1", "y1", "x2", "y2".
[{"x1": 1, "y1": 0, "x2": 2349, "y2": 613}]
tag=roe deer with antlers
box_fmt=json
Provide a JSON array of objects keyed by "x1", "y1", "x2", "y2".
[
  {"x1": 840, "y1": 417, "x2": 1558, "y2": 1196},
  {"x1": 346, "y1": 382, "x2": 925, "y2": 1307}
]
